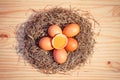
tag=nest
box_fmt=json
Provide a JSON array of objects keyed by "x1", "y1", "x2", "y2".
[{"x1": 18, "y1": 7, "x2": 95, "y2": 74}]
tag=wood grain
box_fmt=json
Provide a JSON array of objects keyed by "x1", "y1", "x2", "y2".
[{"x1": 0, "y1": 0, "x2": 120, "y2": 80}]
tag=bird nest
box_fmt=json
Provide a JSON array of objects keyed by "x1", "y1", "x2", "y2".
[{"x1": 17, "y1": 7, "x2": 95, "y2": 74}]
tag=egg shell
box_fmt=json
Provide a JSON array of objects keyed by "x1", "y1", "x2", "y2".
[
  {"x1": 48, "y1": 25, "x2": 62, "y2": 37},
  {"x1": 63, "y1": 23, "x2": 80, "y2": 37},
  {"x1": 39, "y1": 37, "x2": 53, "y2": 51},
  {"x1": 52, "y1": 34, "x2": 68, "y2": 49},
  {"x1": 65, "y1": 37, "x2": 78, "y2": 52},
  {"x1": 53, "y1": 49, "x2": 67, "y2": 64}
]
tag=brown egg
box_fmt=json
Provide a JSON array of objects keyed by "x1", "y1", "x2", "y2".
[
  {"x1": 53, "y1": 49, "x2": 67, "y2": 64},
  {"x1": 65, "y1": 38, "x2": 78, "y2": 52},
  {"x1": 48, "y1": 25, "x2": 62, "y2": 37},
  {"x1": 39, "y1": 37, "x2": 53, "y2": 51},
  {"x1": 63, "y1": 23, "x2": 80, "y2": 37}
]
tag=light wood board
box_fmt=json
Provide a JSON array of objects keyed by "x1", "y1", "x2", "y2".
[{"x1": 0, "y1": 0, "x2": 120, "y2": 80}]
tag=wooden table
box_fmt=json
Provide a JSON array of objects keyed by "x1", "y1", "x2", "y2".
[{"x1": 0, "y1": 0, "x2": 120, "y2": 80}]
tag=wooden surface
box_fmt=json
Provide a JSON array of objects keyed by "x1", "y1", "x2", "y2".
[{"x1": 0, "y1": 0, "x2": 120, "y2": 80}]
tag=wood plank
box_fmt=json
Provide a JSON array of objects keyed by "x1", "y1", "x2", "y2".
[{"x1": 0, "y1": 0, "x2": 120, "y2": 80}]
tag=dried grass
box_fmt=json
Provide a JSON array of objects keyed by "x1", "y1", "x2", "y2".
[{"x1": 18, "y1": 7, "x2": 95, "y2": 74}]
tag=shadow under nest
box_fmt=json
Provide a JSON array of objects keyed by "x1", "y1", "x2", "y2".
[{"x1": 17, "y1": 7, "x2": 95, "y2": 74}]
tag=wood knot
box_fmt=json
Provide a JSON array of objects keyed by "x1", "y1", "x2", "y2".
[
  {"x1": 107, "y1": 61, "x2": 111, "y2": 65},
  {"x1": 0, "y1": 33, "x2": 9, "y2": 44},
  {"x1": 107, "y1": 61, "x2": 120, "y2": 72},
  {"x1": 0, "y1": 34, "x2": 8, "y2": 38}
]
